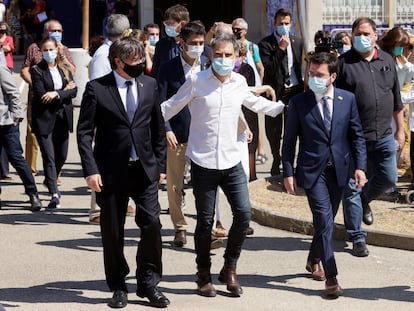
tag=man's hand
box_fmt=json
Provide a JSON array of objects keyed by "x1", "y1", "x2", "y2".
[
  {"x1": 166, "y1": 131, "x2": 178, "y2": 150},
  {"x1": 395, "y1": 129, "x2": 405, "y2": 153},
  {"x1": 158, "y1": 173, "x2": 166, "y2": 184},
  {"x1": 246, "y1": 128, "x2": 253, "y2": 143},
  {"x1": 354, "y1": 169, "x2": 367, "y2": 189},
  {"x1": 279, "y1": 35, "x2": 290, "y2": 50},
  {"x1": 283, "y1": 176, "x2": 297, "y2": 195},
  {"x1": 86, "y1": 174, "x2": 103, "y2": 192},
  {"x1": 64, "y1": 81, "x2": 76, "y2": 90}
]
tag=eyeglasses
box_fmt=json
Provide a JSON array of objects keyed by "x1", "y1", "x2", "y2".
[
  {"x1": 124, "y1": 57, "x2": 146, "y2": 65},
  {"x1": 163, "y1": 21, "x2": 177, "y2": 27},
  {"x1": 232, "y1": 28, "x2": 243, "y2": 32}
]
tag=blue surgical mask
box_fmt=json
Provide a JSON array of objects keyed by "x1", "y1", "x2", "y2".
[
  {"x1": 149, "y1": 36, "x2": 159, "y2": 46},
  {"x1": 276, "y1": 25, "x2": 290, "y2": 36},
  {"x1": 212, "y1": 58, "x2": 234, "y2": 76},
  {"x1": 393, "y1": 46, "x2": 404, "y2": 57},
  {"x1": 43, "y1": 50, "x2": 57, "y2": 63},
  {"x1": 353, "y1": 35, "x2": 373, "y2": 53},
  {"x1": 49, "y1": 31, "x2": 62, "y2": 43},
  {"x1": 338, "y1": 45, "x2": 351, "y2": 55},
  {"x1": 308, "y1": 76, "x2": 328, "y2": 94},
  {"x1": 165, "y1": 25, "x2": 179, "y2": 38}
]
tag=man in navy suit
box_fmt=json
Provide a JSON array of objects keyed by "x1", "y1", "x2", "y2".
[
  {"x1": 282, "y1": 52, "x2": 367, "y2": 298},
  {"x1": 158, "y1": 21, "x2": 209, "y2": 247},
  {"x1": 77, "y1": 37, "x2": 168, "y2": 308}
]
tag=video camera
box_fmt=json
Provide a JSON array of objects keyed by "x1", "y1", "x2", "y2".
[{"x1": 314, "y1": 37, "x2": 343, "y2": 53}]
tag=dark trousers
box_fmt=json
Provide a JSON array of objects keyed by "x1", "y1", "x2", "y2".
[
  {"x1": 96, "y1": 160, "x2": 162, "y2": 292},
  {"x1": 0, "y1": 146, "x2": 9, "y2": 177},
  {"x1": 265, "y1": 85, "x2": 303, "y2": 175},
  {"x1": 0, "y1": 124, "x2": 37, "y2": 195},
  {"x1": 35, "y1": 118, "x2": 69, "y2": 194},
  {"x1": 191, "y1": 161, "x2": 251, "y2": 269},
  {"x1": 304, "y1": 166, "x2": 342, "y2": 278}
]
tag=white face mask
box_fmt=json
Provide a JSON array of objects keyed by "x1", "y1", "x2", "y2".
[{"x1": 186, "y1": 44, "x2": 204, "y2": 59}]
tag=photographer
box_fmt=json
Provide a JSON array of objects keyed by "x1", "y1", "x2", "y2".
[{"x1": 304, "y1": 30, "x2": 341, "y2": 90}]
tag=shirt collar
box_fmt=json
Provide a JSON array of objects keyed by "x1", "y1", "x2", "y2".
[
  {"x1": 113, "y1": 70, "x2": 135, "y2": 88},
  {"x1": 314, "y1": 86, "x2": 334, "y2": 103}
]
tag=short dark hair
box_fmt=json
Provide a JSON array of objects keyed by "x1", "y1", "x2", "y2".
[
  {"x1": 310, "y1": 52, "x2": 338, "y2": 75},
  {"x1": 180, "y1": 21, "x2": 206, "y2": 42},
  {"x1": 164, "y1": 4, "x2": 190, "y2": 23},
  {"x1": 274, "y1": 8, "x2": 292, "y2": 20},
  {"x1": 352, "y1": 17, "x2": 376, "y2": 33},
  {"x1": 109, "y1": 37, "x2": 144, "y2": 69}
]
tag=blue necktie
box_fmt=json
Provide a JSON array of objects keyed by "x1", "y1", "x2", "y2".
[
  {"x1": 125, "y1": 81, "x2": 138, "y2": 160},
  {"x1": 322, "y1": 96, "x2": 331, "y2": 135}
]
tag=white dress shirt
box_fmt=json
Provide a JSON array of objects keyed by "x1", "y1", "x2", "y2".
[
  {"x1": 315, "y1": 87, "x2": 334, "y2": 121},
  {"x1": 113, "y1": 71, "x2": 138, "y2": 111},
  {"x1": 89, "y1": 38, "x2": 112, "y2": 80},
  {"x1": 161, "y1": 67, "x2": 285, "y2": 170}
]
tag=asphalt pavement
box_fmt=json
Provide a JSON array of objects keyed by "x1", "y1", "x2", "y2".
[{"x1": 0, "y1": 58, "x2": 413, "y2": 311}]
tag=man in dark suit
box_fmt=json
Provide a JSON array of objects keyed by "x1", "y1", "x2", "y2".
[
  {"x1": 77, "y1": 37, "x2": 168, "y2": 309},
  {"x1": 258, "y1": 7, "x2": 304, "y2": 176},
  {"x1": 151, "y1": 4, "x2": 190, "y2": 79},
  {"x1": 282, "y1": 52, "x2": 367, "y2": 298},
  {"x1": 157, "y1": 21, "x2": 209, "y2": 247}
]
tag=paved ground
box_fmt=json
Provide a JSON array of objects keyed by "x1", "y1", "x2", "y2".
[{"x1": 0, "y1": 60, "x2": 413, "y2": 310}]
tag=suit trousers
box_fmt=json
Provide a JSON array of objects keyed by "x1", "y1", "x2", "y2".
[
  {"x1": 167, "y1": 143, "x2": 188, "y2": 231},
  {"x1": 25, "y1": 98, "x2": 39, "y2": 175},
  {"x1": 35, "y1": 116, "x2": 69, "y2": 195},
  {"x1": 304, "y1": 166, "x2": 341, "y2": 278},
  {"x1": 96, "y1": 160, "x2": 162, "y2": 292}
]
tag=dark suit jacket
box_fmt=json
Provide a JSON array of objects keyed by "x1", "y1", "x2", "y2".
[
  {"x1": 282, "y1": 88, "x2": 367, "y2": 189},
  {"x1": 30, "y1": 60, "x2": 77, "y2": 135},
  {"x1": 258, "y1": 33, "x2": 304, "y2": 97},
  {"x1": 77, "y1": 72, "x2": 166, "y2": 189},
  {"x1": 157, "y1": 54, "x2": 210, "y2": 143},
  {"x1": 151, "y1": 36, "x2": 182, "y2": 79}
]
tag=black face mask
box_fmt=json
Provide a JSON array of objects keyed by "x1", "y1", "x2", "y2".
[
  {"x1": 123, "y1": 62, "x2": 145, "y2": 78},
  {"x1": 234, "y1": 32, "x2": 242, "y2": 40},
  {"x1": 0, "y1": 30, "x2": 6, "y2": 34}
]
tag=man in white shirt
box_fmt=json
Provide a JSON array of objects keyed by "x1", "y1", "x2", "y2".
[{"x1": 161, "y1": 33, "x2": 285, "y2": 298}]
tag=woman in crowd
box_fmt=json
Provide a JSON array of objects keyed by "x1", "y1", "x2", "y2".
[
  {"x1": 378, "y1": 27, "x2": 414, "y2": 194},
  {"x1": 30, "y1": 36, "x2": 77, "y2": 208},
  {"x1": 0, "y1": 22, "x2": 14, "y2": 71}
]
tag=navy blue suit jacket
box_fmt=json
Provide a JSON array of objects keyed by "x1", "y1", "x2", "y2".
[
  {"x1": 282, "y1": 88, "x2": 367, "y2": 189},
  {"x1": 157, "y1": 54, "x2": 210, "y2": 143},
  {"x1": 151, "y1": 37, "x2": 182, "y2": 79}
]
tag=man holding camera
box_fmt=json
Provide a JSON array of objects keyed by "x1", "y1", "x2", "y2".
[{"x1": 258, "y1": 8, "x2": 304, "y2": 176}]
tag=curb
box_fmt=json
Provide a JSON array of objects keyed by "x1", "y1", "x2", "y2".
[{"x1": 249, "y1": 178, "x2": 414, "y2": 252}]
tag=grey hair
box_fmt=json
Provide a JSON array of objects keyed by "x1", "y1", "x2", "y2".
[
  {"x1": 109, "y1": 37, "x2": 145, "y2": 69},
  {"x1": 44, "y1": 19, "x2": 62, "y2": 32},
  {"x1": 211, "y1": 32, "x2": 239, "y2": 55},
  {"x1": 232, "y1": 18, "x2": 248, "y2": 30},
  {"x1": 106, "y1": 14, "x2": 130, "y2": 37}
]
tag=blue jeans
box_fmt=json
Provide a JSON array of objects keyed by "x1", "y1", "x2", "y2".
[
  {"x1": 191, "y1": 161, "x2": 251, "y2": 269},
  {"x1": 0, "y1": 124, "x2": 37, "y2": 195},
  {"x1": 343, "y1": 134, "x2": 397, "y2": 243}
]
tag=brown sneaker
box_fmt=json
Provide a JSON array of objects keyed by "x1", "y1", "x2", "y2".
[
  {"x1": 89, "y1": 216, "x2": 100, "y2": 224},
  {"x1": 173, "y1": 230, "x2": 187, "y2": 247}
]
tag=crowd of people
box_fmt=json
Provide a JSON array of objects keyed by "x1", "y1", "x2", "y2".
[{"x1": 0, "y1": 0, "x2": 413, "y2": 308}]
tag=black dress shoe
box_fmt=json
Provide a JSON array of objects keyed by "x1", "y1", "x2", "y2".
[
  {"x1": 108, "y1": 290, "x2": 128, "y2": 308},
  {"x1": 362, "y1": 202, "x2": 374, "y2": 225},
  {"x1": 137, "y1": 286, "x2": 170, "y2": 307},
  {"x1": 352, "y1": 242, "x2": 369, "y2": 257},
  {"x1": 29, "y1": 193, "x2": 42, "y2": 212}
]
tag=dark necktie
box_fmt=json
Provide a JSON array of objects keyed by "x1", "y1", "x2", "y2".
[
  {"x1": 322, "y1": 96, "x2": 331, "y2": 135},
  {"x1": 125, "y1": 80, "x2": 138, "y2": 160},
  {"x1": 283, "y1": 50, "x2": 290, "y2": 86}
]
